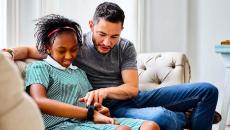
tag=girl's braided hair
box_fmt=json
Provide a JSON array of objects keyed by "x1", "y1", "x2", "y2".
[{"x1": 35, "y1": 14, "x2": 82, "y2": 54}]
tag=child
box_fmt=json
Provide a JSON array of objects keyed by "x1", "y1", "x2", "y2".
[{"x1": 25, "y1": 14, "x2": 160, "y2": 130}]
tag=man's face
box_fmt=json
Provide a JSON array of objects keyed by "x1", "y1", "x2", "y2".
[{"x1": 89, "y1": 18, "x2": 123, "y2": 54}]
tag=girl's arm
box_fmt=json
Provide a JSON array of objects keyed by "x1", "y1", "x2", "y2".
[{"x1": 29, "y1": 84, "x2": 118, "y2": 124}]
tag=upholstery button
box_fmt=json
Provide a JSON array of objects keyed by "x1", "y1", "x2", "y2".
[
  {"x1": 158, "y1": 80, "x2": 161, "y2": 84},
  {"x1": 170, "y1": 61, "x2": 176, "y2": 69}
]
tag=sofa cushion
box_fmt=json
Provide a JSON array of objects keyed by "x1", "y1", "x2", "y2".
[
  {"x1": 137, "y1": 52, "x2": 190, "y2": 91},
  {"x1": 0, "y1": 52, "x2": 44, "y2": 130}
]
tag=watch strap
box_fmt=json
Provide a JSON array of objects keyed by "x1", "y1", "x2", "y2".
[{"x1": 86, "y1": 105, "x2": 95, "y2": 121}]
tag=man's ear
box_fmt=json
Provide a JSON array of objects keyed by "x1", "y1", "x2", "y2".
[{"x1": 89, "y1": 20, "x2": 94, "y2": 30}]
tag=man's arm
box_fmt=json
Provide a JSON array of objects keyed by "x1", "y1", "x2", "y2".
[
  {"x1": 84, "y1": 69, "x2": 139, "y2": 106},
  {"x1": 103, "y1": 69, "x2": 139, "y2": 99},
  {"x1": 12, "y1": 46, "x2": 46, "y2": 60}
]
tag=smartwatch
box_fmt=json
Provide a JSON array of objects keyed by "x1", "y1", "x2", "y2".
[{"x1": 86, "y1": 105, "x2": 95, "y2": 121}]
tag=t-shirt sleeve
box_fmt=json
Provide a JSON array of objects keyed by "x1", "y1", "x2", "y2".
[
  {"x1": 24, "y1": 62, "x2": 50, "y2": 92},
  {"x1": 121, "y1": 42, "x2": 137, "y2": 70}
]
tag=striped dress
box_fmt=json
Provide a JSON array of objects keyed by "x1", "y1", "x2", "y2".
[{"x1": 25, "y1": 58, "x2": 144, "y2": 130}]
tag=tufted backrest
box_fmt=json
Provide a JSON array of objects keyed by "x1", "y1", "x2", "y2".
[
  {"x1": 14, "y1": 52, "x2": 191, "y2": 92},
  {"x1": 137, "y1": 52, "x2": 191, "y2": 91}
]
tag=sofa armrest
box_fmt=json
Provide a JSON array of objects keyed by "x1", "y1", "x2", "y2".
[
  {"x1": 137, "y1": 52, "x2": 191, "y2": 91},
  {"x1": 0, "y1": 53, "x2": 44, "y2": 130}
]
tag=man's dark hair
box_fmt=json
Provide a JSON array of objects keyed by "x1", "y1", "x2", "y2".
[{"x1": 93, "y1": 2, "x2": 125, "y2": 26}]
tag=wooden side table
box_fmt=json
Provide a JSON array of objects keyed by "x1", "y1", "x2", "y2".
[{"x1": 215, "y1": 45, "x2": 230, "y2": 130}]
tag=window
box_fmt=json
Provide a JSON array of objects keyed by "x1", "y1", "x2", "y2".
[
  {"x1": 1, "y1": 0, "x2": 138, "y2": 49},
  {"x1": 0, "y1": 0, "x2": 6, "y2": 48}
]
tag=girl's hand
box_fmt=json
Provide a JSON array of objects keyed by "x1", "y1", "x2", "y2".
[
  {"x1": 93, "y1": 111, "x2": 119, "y2": 125},
  {"x1": 79, "y1": 97, "x2": 111, "y2": 117},
  {"x1": 94, "y1": 103, "x2": 111, "y2": 117}
]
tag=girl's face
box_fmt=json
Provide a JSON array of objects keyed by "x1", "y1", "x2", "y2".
[{"x1": 48, "y1": 32, "x2": 78, "y2": 68}]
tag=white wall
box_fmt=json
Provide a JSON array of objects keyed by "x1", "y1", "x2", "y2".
[
  {"x1": 18, "y1": 0, "x2": 41, "y2": 46},
  {"x1": 197, "y1": 0, "x2": 230, "y2": 85},
  {"x1": 15, "y1": 0, "x2": 138, "y2": 48},
  {"x1": 0, "y1": 0, "x2": 6, "y2": 48},
  {"x1": 140, "y1": 0, "x2": 187, "y2": 53}
]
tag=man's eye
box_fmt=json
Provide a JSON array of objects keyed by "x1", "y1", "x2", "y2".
[
  {"x1": 111, "y1": 36, "x2": 119, "y2": 39},
  {"x1": 99, "y1": 33, "x2": 106, "y2": 36}
]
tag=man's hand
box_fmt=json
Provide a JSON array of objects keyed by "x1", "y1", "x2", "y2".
[{"x1": 79, "y1": 89, "x2": 107, "y2": 106}]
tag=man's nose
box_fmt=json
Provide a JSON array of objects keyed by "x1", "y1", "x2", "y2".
[{"x1": 103, "y1": 37, "x2": 111, "y2": 46}]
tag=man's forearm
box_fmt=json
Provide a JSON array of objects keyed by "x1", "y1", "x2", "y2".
[
  {"x1": 84, "y1": 83, "x2": 139, "y2": 105},
  {"x1": 103, "y1": 84, "x2": 139, "y2": 100},
  {"x1": 13, "y1": 46, "x2": 46, "y2": 60}
]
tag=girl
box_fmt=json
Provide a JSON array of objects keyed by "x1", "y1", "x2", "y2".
[{"x1": 25, "y1": 14, "x2": 160, "y2": 130}]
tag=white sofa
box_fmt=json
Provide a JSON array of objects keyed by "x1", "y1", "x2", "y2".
[
  {"x1": 15, "y1": 52, "x2": 191, "y2": 90},
  {"x1": 0, "y1": 52, "x2": 44, "y2": 130},
  {"x1": 1, "y1": 52, "x2": 190, "y2": 129}
]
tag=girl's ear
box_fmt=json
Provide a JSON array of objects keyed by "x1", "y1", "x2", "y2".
[
  {"x1": 47, "y1": 49, "x2": 51, "y2": 54},
  {"x1": 46, "y1": 44, "x2": 52, "y2": 54}
]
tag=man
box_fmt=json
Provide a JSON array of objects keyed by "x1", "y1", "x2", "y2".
[{"x1": 3, "y1": 2, "x2": 220, "y2": 130}]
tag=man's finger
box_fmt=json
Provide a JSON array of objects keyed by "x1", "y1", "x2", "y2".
[
  {"x1": 110, "y1": 118, "x2": 115, "y2": 124},
  {"x1": 114, "y1": 119, "x2": 119, "y2": 125},
  {"x1": 79, "y1": 98, "x2": 84, "y2": 102},
  {"x1": 85, "y1": 93, "x2": 90, "y2": 99},
  {"x1": 86, "y1": 92, "x2": 94, "y2": 106},
  {"x1": 79, "y1": 97, "x2": 88, "y2": 103},
  {"x1": 94, "y1": 102, "x2": 101, "y2": 108},
  {"x1": 110, "y1": 118, "x2": 119, "y2": 125},
  {"x1": 94, "y1": 90, "x2": 99, "y2": 104},
  {"x1": 98, "y1": 95, "x2": 104, "y2": 104}
]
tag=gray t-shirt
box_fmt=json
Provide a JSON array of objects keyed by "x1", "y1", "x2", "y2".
[{"x1": 73, "y1": 32, "x2": 137, "y2": 89}]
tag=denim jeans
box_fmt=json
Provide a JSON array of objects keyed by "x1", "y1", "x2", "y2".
[{"x1": 104, "y1": 82, "x2": 218, "y2": 130}]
